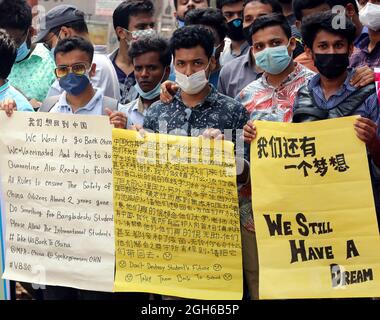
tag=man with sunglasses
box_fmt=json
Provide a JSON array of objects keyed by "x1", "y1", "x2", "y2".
[
  {"x1": 39, "y1": 37, "x2": 126, "y2": 129},
  {"x1": 0, "y1": 0, "x2": 56, "y2": 109},
  {"x1": 35, "y1": 5, "x2": 120, "y2": 102}
]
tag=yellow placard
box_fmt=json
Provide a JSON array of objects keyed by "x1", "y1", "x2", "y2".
[
  {"x1": 250, "y1": 116, "x2": 380, "y2": 299},
  {"x1": 113, "y1": 130, "x2": 243, "y2": 300}
]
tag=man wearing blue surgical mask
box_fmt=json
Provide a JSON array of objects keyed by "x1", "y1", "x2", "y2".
[
  {"x1": 119, "y1": 36, "x2": 171, "y2": 128},
  {"x1": 0, "y1": 0, "x2": 56, "y2": 109},
  {"x1": 237, "y1": 14, "x2": 315, "y2": 122},
  {"x1": 110, "y1": 0, "x2": 156, "y2": 104}
]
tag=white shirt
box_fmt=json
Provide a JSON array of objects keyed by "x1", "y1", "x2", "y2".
[{"x1": 47, "y1": 51, "x2": 121, "y2": 100}]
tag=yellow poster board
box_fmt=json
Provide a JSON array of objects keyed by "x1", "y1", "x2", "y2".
[
  {"x1": 250, "y1": 116, "x2": 380, "y2": 299},
  {"x1": 113, "y1": 130, "x2": 243, "y2": 300}
]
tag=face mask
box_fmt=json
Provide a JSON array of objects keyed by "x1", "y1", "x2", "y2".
[
  {"x1": 16, "y1": 39, "x2": 31, "y2": 62},
  {"x1": 124, "y1": 28, "x2": 157, "y2": 45},
  {"x1": 254, "y1": 43, "x2": 292, "y2": 75},
  {"x1": 175, "y1": 62, "x2": 210, "y2": 95},
  {"x1": 359, "y1": 2, "x2": 380, "y2": 31},
  {"x1": 314, "y1": 53, "x2": 349, "y2": 79},
  {"x1": 59, "y1": 73, "x2": 91, "y2": 96},
  {"x1": 49, "y1": 31, "x2": 62, "y2": 60},
  {"x1": 134, "y1": 69, "x2": 167, "y2": 100},
  {"x1": 227, "y1": 18, "x2": 245, "y2": 42},
  {"x1": 213, "y1": 44, "x2": 222, "y2": 57}
]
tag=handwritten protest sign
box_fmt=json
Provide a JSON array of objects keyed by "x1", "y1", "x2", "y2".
[
  {"x1": 250, "y1": 116, "x2": 380, "y2": 299},
  {"x1": 113, "y1": 130, "x2": 243, "y2": 300},
  {"x1": 0, "y1": 112, "x2": 115, "y2": 292}
]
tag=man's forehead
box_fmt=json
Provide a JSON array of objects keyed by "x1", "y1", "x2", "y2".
[
  {"x1": 252, "y1": 26, "x2": 287, "y2": 40},
  {"x1": 175, "y1": 46, "x2": 207, "y2": 57},
  {"x1": 55, "y1": 50, "x2": 91, "y2": 63}
]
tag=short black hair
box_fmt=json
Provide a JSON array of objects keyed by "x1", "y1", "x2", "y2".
[
  {"x1": 0, "y1": 29, "x2": 17, "y2": 79},
  {"x1": 54, "y1": 36, "x2": 94, "y2": 63},
  {"x1": 184, "y1": 8, "x2": 227, "y2": 42},
  {"x1": 113, "y1": 0, "x2": 155, "y2": 30},
  {"x1": 216, "y1": 0, "x2": 243, "y2": 9},
  {"x1": 326, "y1": 0, "x2": 359, "y2": 13},
  {"x1": 301, "y1": 10, "x2": 356, "y2": 48},
  {"x1": 243, "y1": 0, "x2": 284, "y2": 14},
  {"x1": 248, "y1": 13, "x2": 291, "y2": 39},
  {"x1": 173, "y1": 0, "x2": 211, "y2": 10},
  {"x1": 293, "y1": 0, "x2": 331, "y2": 21},
  {"x1": 129, "y1": 36, "x2": 172, "y2": 68},
  {"x1": 0, "y1": 0, "x2": 32, "y2": 32},
  {"x1": 170, "y1": 25, "x2": 214, "y2": 59}
]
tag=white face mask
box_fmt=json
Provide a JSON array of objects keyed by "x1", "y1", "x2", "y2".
[
  {"x1": 175, "y1": 62, "x2": 210, "y2": 95},
  {"x1": 359, "y1": 2, "x2": 380, "y2": 31}
]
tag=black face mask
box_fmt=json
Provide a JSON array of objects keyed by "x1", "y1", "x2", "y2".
[
  {"x1": 314, "y1": 53, "x2": 350, "y2": 79},
  {"x1": 227, "y1": 18, "x2": 245, "y2": 41}
]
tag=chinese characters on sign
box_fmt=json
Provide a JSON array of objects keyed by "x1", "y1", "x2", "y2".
[
  {"x1": 250, "y1": 117, "x2": 380, "y2": 299},
  {"x1": 113, "y1": 130, "x2": 243, "y2": 300}
]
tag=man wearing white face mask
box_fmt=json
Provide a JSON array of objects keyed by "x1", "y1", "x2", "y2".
[
  {"x1": 110, "y1": 0, "x2": 157, "y2": 104},
  {"x1": 350, "y1": 0, "x2": 380, "y2": 68},
  {"x1": 143, "y1": 25, "x2": 248, "y2": 144},
  {"x1": 119, "y1": 36, "x2": 171, "y2": 128}
]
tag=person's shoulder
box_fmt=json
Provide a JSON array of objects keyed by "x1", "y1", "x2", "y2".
[
  {"x1": 215, "y1": 91, "x2": 244, "y2": 110},
  {"x1": 93, "y1": 52, "x2": 114, "y2": 69},
  {"x1": 145, "y1": 100, "x2": 167, "y2": 116},
  {"x1": 220, "y1": 54, "x2": 245, "y2": 75}
]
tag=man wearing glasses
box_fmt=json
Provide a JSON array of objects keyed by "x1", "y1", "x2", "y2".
[
  {"x1": 0, "y1": 0, "x2": 56, "y2": 110},
  {"x1": 40, "y1": 37, "x2": 127, "y2": 131}
]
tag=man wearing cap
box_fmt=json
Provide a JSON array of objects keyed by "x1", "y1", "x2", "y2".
[
  {"x1": 35, "y1": 5, "x2": 120, "y2": 101},
  {"x1": 0, "y1": 0, "x2": 56, "y2": 109}
]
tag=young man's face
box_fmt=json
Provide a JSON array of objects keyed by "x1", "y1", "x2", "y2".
[
  {"x1": 243, "y1": 2, "x2": 274, "y2": 28},
  {"x1": 251, "y1": 25, "x2": 295, "y2": 56},
  {"x1": 134, "y1": 51, "x2": 167, "y2": 92},
  {"x1": 55, "y1": 49, "x2": 96, "y2": 79},
  {"x1": 221, "y1": 1, "x2": 244, "y2": 23},
  {"x1": 309, "y1": 30, "x2": 353, "y2": 57},
  {"x1": 6, "y1": 27, "x2": 32, "y2": 49},
  {"x1": 174, "y1": 45, "x2": 213, "y2": 77},
  {"x1": 116, "y1": 13, "x2": 155, "y2": 43},
  {"x1": 175, "y1": 0, "x2": 209, "y2": 20}
]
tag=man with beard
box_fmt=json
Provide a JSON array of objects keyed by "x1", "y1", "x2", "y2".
[
  {"x1": 217, "y1": 0, "x2": 251, "y2": 65},
  {"x1": 173, "y1": 0, "x2": 210, "y2": 28}
]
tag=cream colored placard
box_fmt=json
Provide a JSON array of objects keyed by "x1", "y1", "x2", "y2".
[{"x1": 0, "y1": 112, "x2": 114, "y2": 292}]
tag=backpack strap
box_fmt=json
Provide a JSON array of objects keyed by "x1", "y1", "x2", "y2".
[
  {"x1": 38, "y1": 96, "x2": 60, "y2": 113},
  {"x1": 101, "y1": 96, "x2": 119, "y2": 115}
]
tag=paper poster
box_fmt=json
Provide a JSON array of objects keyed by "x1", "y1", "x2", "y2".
[
  {"x1": 0, "y1": 112, "x2": 115, "y2": 292},
  {"x1": 113, "y1": 130, "x2": 243, "y2": 300},
  {"x1": 250, "y1": 116, "x2": 380, "y2": 299}
]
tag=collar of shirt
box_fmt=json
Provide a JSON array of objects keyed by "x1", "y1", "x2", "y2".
[
  {"x1": 309, "y1": 68, "x2": 356, "y2": 102},
  {"x1": 55, "y1": 89, "x2": 103, "y2": 114},
  {"x1": 16, "y1": 43, "x2": 49, "y2": 64},
  {"x1": 261, "y1": 62, "x2": 305, "y2": 89},
  {"x1": 173, "y1": 85, "x2": 218, "y2": 110},
  {"x1": 356, "y1": 35, "x2": 380, "y2": 54},
  {"x1": 0, "y1": 80, "x2": 10, "y2": 97}
]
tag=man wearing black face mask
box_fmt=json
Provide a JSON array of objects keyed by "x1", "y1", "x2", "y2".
[
  {"x1": 217, "y1": 0, "x2": 251, "y2": 65},
  {"x1": 292, "y1": 11, "x2": 380, "y2": 219}
]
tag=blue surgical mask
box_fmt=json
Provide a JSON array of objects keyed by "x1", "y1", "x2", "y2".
[
  {"x1": 59, "y1": 73, "x2": 90, "y2": 96},
  {"x1": 49, "y1": 47, "x2": 55, "y2": 60},
  {"x1": 16, "y1": 41, "x2": 31, "y2": 63},
  {"x1": 254, "y1": 42, "x2": 292, "y2": 75},
  {"x1": 134, "y1": 70, "x2": 166, "y2": 100}
]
